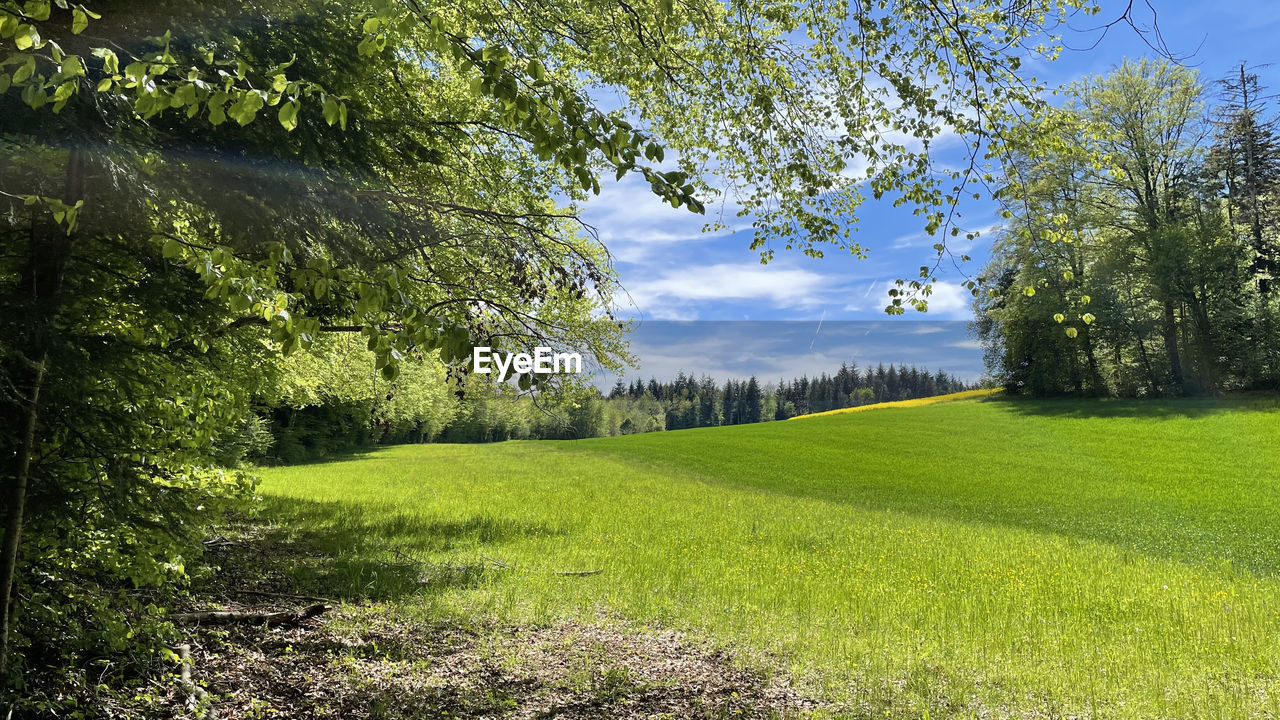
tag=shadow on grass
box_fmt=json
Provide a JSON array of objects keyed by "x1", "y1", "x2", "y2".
[
  {"x1": 989, "y1": 393, "x2": 1280, "y2": 419},
  {"x1": 207, "y1": 495, "x2": 561, "y2": 602},
  {"x1": 253, "y1": 445, "x2": 386, "y2": 467},
  {"x1": 584, "y1": 394, "x2": 1280, "y2": 578}
]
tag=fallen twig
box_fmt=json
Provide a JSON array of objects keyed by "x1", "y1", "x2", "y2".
[
  {"x1": 227, "y1": 589, "x2": 335, "y2": 604},
  {"x1": 392, "y1": 546, "x2": 419, "y2": 564},
  {"x1": 482, "y1": 555, "x2": 515, "y2": 570},
  {"x1": 171, "y1": 603, "x2": 331, "y2": 627},
  {"x1": 553, "y1": 569, "x2": 602, "y2": 577}
]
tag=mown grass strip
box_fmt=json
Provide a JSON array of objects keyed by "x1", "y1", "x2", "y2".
[{"x1": 787, "y1": 388, "x2": 1002, "y2": 420}]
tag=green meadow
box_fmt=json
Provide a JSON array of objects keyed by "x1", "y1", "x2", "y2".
[{"x1": 256, "y1": 396, "x2": 1280, "y2": 718}]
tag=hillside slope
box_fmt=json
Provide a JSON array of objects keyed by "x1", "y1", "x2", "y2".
[{"x1": 257, "y1": 397, "x2": 1280, "y2": 719}]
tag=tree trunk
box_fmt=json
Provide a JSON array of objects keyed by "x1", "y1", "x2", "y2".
[
  {"x1": 1124, "y1": 287, "x2": 1160, "y2": 395},
  {"x1": 1161, "y1": 300, "x2": 1184, "y2": 394},
  {"x1": 1188, "y1": 294, "x2": 1217, "y2": 390},
  {"x1": 170, "y1": 603, "x2": 332, "y2": 627},
  {"x1": 0, "y1": 148, "x2": 85, "y2": 687},
  {"x1": 0, "y1": 361, "x2": 44, "y2": 683},
  {"x1": 1239, "y1": 64, "x2": 1272, "y2": 298},
  {"x1": 1081, "y1": 325, "x2": 1106, "y2": 396}
]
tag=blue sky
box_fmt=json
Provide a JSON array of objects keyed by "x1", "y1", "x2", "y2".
[
  {"x1": 593, "y1": 322, "x2": 985, "y2": 389},
  {"x1": 579, "y1": 1, "x2": 1280, "y2": 384}
]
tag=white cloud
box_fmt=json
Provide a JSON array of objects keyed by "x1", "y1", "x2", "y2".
[
  {"x1": 891, "y1": 232, "x2": 930, "y2": 249},
  {"x1": 607, "y1": 230, "x2": 706, "y2": 263},
  {"x1": 639, "y1": 305, "x2": 699, "y2": 321},
  {"x1": 842, "y1": 279, "x2": 975, "y2": 321},
  {"x1": 918, "y1": 280, "x2": 974, "y2": 319},
  {"x1": 625, "y1": 262, "x2": 832, "y2": 317},
  {"x1": 888, "y1": 221, "x2": 999, "y2": 254},
  {"x1": 580, "y1": 171, "x2": 745, "y2": 265},
  {"x1": 907, "y1": 325, "x2": 948, "y2": 335}
]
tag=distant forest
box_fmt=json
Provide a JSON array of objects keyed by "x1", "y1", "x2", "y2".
[
  {"x1": 394, "y1": 362, "x2": 974, "y2": 446},
  {"x1": 262, "y1": 357, "x2": 974, "y2": 459},
  {"x1": 605, "y1": 363, "x2": 974, "y2": 432},
  {"x1": 430, "y1": 363, "x2": 976, "y2": 445}
]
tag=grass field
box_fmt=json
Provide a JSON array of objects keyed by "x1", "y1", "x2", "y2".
[{"x1": 255, "y1": 395, "x2": 1280, "y2": 718}]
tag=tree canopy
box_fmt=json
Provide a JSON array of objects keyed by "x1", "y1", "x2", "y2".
[{"x1": 977, "y1": 59, "x2": 1280, "y2": 395}]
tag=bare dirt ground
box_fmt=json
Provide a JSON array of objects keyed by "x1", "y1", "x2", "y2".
[{"x1": 142, "y1": 523, "x2": 820, "y2": 719}]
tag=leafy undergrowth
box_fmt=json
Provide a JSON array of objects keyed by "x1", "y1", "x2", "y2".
[{"x1": 79, "y1": 520, "x2": 816, "y2": 719}]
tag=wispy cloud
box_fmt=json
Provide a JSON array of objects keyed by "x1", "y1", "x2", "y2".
[{"x1": 623, "y1": 261, "x2": 847, "y2": 319}]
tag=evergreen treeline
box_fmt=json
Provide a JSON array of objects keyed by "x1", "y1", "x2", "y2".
[
  {"x1": 603, "y1": 362, "x2": 972, "y2": 433},
  {"x1": 977, "y1": 59, "x2": 1280, "y2": 396}
]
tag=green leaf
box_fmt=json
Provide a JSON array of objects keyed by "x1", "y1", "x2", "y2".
[
  {"x1": 363, "y1": 17, "x2": 381, "y2": 34},
  {"x1": 12, "y1": 61, "x2": 34, "y2": 85},
  {"x1": 52, "y1": 81, "x2": 74, "y2": 102},
  {"x1": 71, "y1": 8, "x2": 89, "y2": 34},
  {"x1": 526, "y1": 58, "x2": 545, "y2": 81},
  {"x1": 380, "y1": 363, "x2": 399, "y2": 381},
  {"x1": 322, "y1": 96, "x2": 339, "y2": 125},
  {"x1": 62, "y1": 55, "x2": 85, "y2": 78},
  {"x1": 92, "y1": 47, "x2": 119, "y2": 75},
  {"x1": 174, "y1": 82, "x2": 196, "y2": 106},
  {"x1": 23, "y1": 1, "x2": 51, "y2": 21},
  {"x1": 14, "y1": 25, "x2": 38, "y2": 51},
  {"x1": 123, "y1": 61, "x2": 145, "y2": 82},
  {"x1": 278, "y1": 100, "x2": 300, "y2": 131}
]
